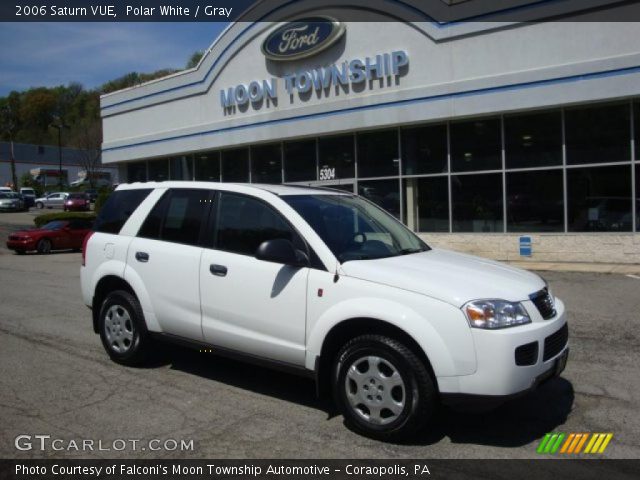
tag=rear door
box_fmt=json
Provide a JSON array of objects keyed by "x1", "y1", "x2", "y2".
[
  {"x1": 199, "y1": 191, "x2": 309, "y2": 365},
  {"x1": 126, "y1": 188, "x2": 213, "y2": 340}
]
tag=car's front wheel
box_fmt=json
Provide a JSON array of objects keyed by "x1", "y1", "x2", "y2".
[
  {"x1": 333, "y1": 334, "x2": 436, "y2": 441},
  {"x1": 98, "y1": 290, "x2": 152, "y2": 366},
  {"x1": 36, "y1": 202, "x2": 44, "y2": 209},
  {"x1": 36, "y1": 238, "x2": 51, "y2": 254}
]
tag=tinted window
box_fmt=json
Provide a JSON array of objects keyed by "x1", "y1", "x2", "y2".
[
  {"x1": 357, "y1": 129, "x2": 399, "y2": 178},
  {"x1": 318, "y1": 135, "x2": 355, "y2": 180},
  {"x1": 68, "y1": 219, "x2": 93, "y2": 229},
  {"x1": 68, "y1": 193, "x2": 87, "y2": 199},
  {"x1": 169, "y1": 155, "x2": 193, "y2": 180},
  {"x1": 139, "y1": 189, "x2": 210, "y2": 246},
  {"x1": 221, "y1": 148, "x2": 249, "y2": 182},
  {"x1": 452, "y1": 173, "x2": 503, "y2": 232},
  {"x1": 505, "y1": 111, "x2": 562, "y2": 168},
  {"x1": 567, "y1": 165, "x2": 632, "y2": 231},
  {"x1": 401, "y1": 124, "x2": 448, "y2": 175},
  {"x1": 284, "y1": 140, "x2": 317, "y2": 182},
  {"x1": 148, "y1": 158, "x2": 169, "y2": 181},
  {"x1": 565, "y1": 103, "x2": 631, "y2": 164},
  {"x1": 195, "y1": 152, "x2": 220, "y2": 182},
  {"x1": 403, "y1": 177, "x2": 449, "y2": 232},
  {"x1": 251, "y1": 143, "x2": 282, "y2": 184},
  {"x1": 127, "y1": 161, "x2": 147, "y2": 182},
  {"x1": 216, "y1": 193, "x2": 301, "y2": 256},
  {"x1": 506, "y1": 170, "x2": 564, "y2": 232},
  {"x1": 451, "y1": 118, "x2": 502, "y2": 172},
  {"x1": 94, "y1": 189, "x2": 152, "y2": 234},
  {"x1": 41, "y1": 221, "x2": 66, "y2": 230},
  {"x1": 358, "y1": 179, "x2": 400, "y2": 219}
]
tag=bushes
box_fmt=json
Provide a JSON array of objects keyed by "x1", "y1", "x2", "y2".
[
  {"x1": 94, "y1": 190, "x2": 111, "y2": 214},
  {"x1": 34, "y1": 212, "x2": 96, "y2": 227}
]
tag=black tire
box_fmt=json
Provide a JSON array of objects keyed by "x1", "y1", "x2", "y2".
[
  {"x1": 333, "y1": 334, "x2": 436, "y2": 441},
  {"x1": 36, "y1": 238, "x2": 52, "y2": 254},
  {"x1": 36, "y1": 201, "x2": 44, "y2": 209},
  {"x1": 98, "y1": 290, "x2": 152, "y2": 366},
  {"x1": 15, "y1": 250, "x2": 25, "y2": 255}
]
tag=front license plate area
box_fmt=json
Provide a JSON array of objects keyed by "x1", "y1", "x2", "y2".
[{"x1": 554, "y1": 348, "x2": 569, "y2": 376}]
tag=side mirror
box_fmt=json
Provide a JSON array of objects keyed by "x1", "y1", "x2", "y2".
[{"x1": 255, "y1": 238, "x2": 308, "y2": 267}]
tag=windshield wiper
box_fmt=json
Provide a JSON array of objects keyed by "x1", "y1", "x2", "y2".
[{"x1": 399, "y1": 248, "x2": 425, "y2": 255}]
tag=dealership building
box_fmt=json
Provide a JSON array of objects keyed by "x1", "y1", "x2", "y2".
[{"x1": 101, "y1": 0, "x2": 640, "y2": 264}]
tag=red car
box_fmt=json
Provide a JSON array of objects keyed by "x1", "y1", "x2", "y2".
[
  {"x1": 64, "y1": 193, "x2": 91, "y2": 212},
  {"x1": 6, "y1": 219, "x2": 93, "y2": 254}
]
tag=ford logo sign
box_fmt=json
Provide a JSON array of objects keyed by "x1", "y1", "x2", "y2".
[{"x1": 262, "y1": 16, "x2": 345, "y2": 61}]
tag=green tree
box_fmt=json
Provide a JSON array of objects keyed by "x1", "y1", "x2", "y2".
[{"x1": 186, "y1": 50, "x2": 204, "y2": 69}]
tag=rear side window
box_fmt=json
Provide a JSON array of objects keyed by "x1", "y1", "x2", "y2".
[
  {"x1": 94, "y1": 189, "x2": 152, "y2": 234},
  {"x1": 215, "y1": 192, "x2": 304, "y2": 256},
  {"x1": 138, "y1": 189, "x2": 211, "y2": 246}
]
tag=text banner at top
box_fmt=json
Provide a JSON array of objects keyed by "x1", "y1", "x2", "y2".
[{"x1": 2, "y1": 0, "x2": 640, "y2": 22}]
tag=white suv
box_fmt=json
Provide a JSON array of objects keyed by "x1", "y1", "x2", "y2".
[{"x1": 81, "y1": 182, "x2": 569, "y2": 440}]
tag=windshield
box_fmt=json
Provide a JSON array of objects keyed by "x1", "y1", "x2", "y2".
[
  {"x1": 283, "y1": 194, "x2": 429, "y2": 263},
  {"x1": 69, "y1": 193, "x2": 86, "y2": 199},
  {"x1": 41, "y1": 221, "x2": 66, "y2": 230}
]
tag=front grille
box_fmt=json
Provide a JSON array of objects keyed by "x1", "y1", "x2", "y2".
[
  {"x1": 530, "y1": 288, "x2": 556, "y2": 320},
  {"x1": 515, "y1": 341, "x2": 538, "y2": 366},
  {"x1": 543, "y1": 323, "x2": 569, "y2": 361}
]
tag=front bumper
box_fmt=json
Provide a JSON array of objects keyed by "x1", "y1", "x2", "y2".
[
  {"x1": 438, "y1": 298, "x2": 569, "y2": 400},
  {"x1": 6, "y1": 239, "x2": 37, "y2": 251}
]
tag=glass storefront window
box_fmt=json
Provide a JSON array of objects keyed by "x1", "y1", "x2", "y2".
[
  {"x1": 403, "y1": 177, "x2": 449, "y2": 232},
  {"x1": 567, "y1": 165, "x2": 632, "y2": 232},
  {"x1": 452, "y1": 173, "x2": 503, "y2": 232},
  {"x1": 506, "y1": 170, "x2": 564, "y2": 232},
  {"x1": 126, "y1": 161, "x2": 147, "y2": 182},
  {"x1": 451, "y1": 118, "x2": 501, "y2": 172},
  {"x1": 565, "y1": 103, "x2": 631, "y2": 164},
  {"x1": 148, "y1": 158, "x2": 169, "y2": 182},
  {"x1": 221, "y1": 148, "x2": 249, "y2": 182},
  {"x1": 401, "y1": 124, "x2": 447, "y2": 175},
  {"x1": 284, "y1": 140, "x2": 317, "y2": 182},
  {"x1": 505, "y1": 111, "x2": 562, "y2": 168},
  {"x1": 169, "y1": 155, "x2": 193, "y2": 180},
  {"x1": 357, "y1": 129, "x2": 399, "y2": 178},
  {"x1": 318, "y1": 135, "x2": 355, "y2": 180},
  {"x1": 251, "y1": 143, "x2": 282, "y2": 184},
  {"x1": 194, "y1": 152, "x2": 220, "y2": 182},
  {"x1": 358, "y1": 179, "x2": 400, "y2": 218}
]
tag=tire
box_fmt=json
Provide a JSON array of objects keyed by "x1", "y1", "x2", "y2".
[
  {"x1": 333, "y1": 334, "x2": 436, "y2": 441},
  {"x1": 36, "y1": 238, "x2": 52, "y2": 254},
  {"x1": 36, "y1": 202, "x2": 44, "y2": 209},
  {"x1": 15, "y1": 250, "x2": 25, "y2": 255},
  {"x1": 98, "y1": 290, "x2": 152, "y2": 366}
]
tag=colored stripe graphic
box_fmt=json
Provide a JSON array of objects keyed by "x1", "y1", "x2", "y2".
[{"x1": 538, "y1": 433, "x2": 613, "y2": 454}]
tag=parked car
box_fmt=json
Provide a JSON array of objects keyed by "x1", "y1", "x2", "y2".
[
  {"x1": 34, "y1": 192, "x2": 69, "y2": 209},
  {"x1": 82, "y1": 183, "x2": 568, "y2": 440},
  {"x1": 0, "y1": 186, "x2": 14, "y2": 193},
  {"x1": 64, "y1": 192, "x2": 91, "y2": 212},
  {"x1": 19, "y1": 187, "x2": 36, "y2": 208},
  {"x1": 7, "y1": 219, "x2": 93, "y2": 254},
  {"x1": 0, "y1": 192, "x2": 27, "y2": 212},
  {"x1": 85, "y1": 189, "x2": 98, "y2": 203}
]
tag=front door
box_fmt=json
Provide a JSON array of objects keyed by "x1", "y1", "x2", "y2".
[{"x1": 200, "y1": 191, "x2": 308, "y2": 366}]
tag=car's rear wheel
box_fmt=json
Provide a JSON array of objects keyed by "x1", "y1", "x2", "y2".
[
  {"x1": 333, "y1": 334, "x2": 436, "y2": 441},
  {"x1": 36, "y1": 201, "x2": 44, "y2": 209},
  {"x1": 36, "y1": 238, "x2": 51, "y2": 254},
  {"x1": 98, "y1": 290, "x2": 152, "y2": 366}
]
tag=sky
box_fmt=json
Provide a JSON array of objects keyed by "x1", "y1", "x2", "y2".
[{"x1": 0, "y1": 22, "x2": 229, "y2": 96}]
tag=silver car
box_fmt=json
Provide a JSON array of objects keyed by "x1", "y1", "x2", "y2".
[
  {"x1": 34, "y1": 192, "x2": 69, "y2": 209},
  {"x1": 0, "y1": 192, "x2": 26, "y2": 212}
]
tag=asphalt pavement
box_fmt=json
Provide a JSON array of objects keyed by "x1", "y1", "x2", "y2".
[{"x1": 1, "y1": 212, "x2": 639, "y2": 459}]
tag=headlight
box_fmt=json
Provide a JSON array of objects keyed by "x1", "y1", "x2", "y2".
[{"x1": 463, "y1": 299, "x2": 531, "y2": 329}]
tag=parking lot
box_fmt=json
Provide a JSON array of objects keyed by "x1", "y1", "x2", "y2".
[{"x1": 1, "y1": 210, "x2": 639, "y2": 459}]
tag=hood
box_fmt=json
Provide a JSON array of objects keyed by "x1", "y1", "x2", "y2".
[
  {"x1": 339, "y1": 248, "x2": 545, "y2": 307},
  {"x1": 13, "y1": 227, "x2": 49, "y2": 236}
]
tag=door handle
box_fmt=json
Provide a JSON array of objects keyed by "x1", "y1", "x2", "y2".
[
  {"x1": 209, "y1": 264, "x2": 227, "y2": 277},
  {"x1": 135, "y1": 251, "x2": 149, "y2": 262}
]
